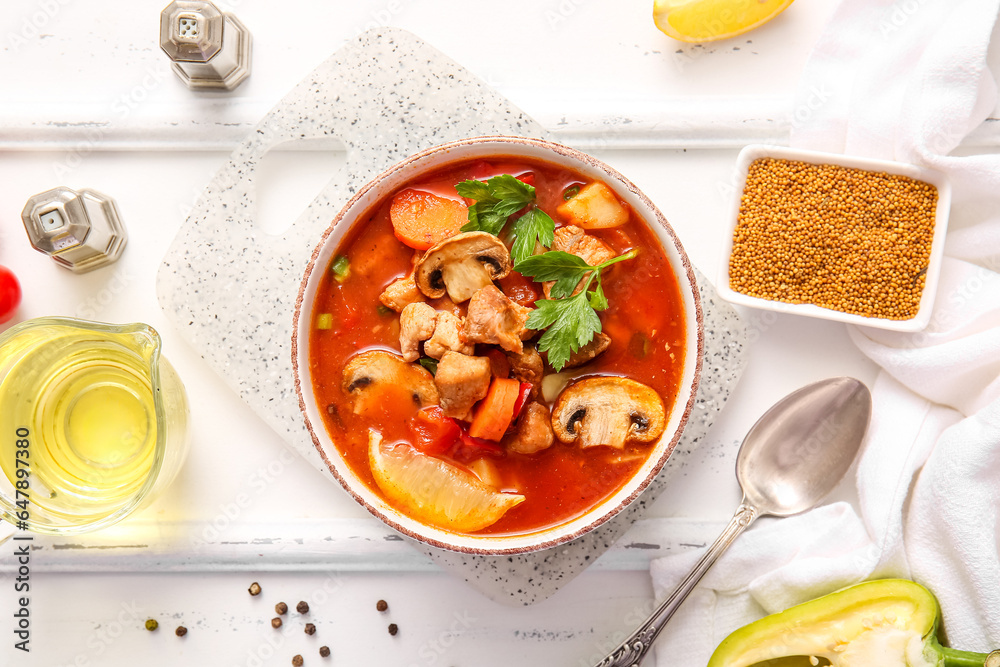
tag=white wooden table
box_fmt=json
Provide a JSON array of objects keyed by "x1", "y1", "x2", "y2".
[{"x1": 3, "y1": 0, "x2": 986, "y2": 664}]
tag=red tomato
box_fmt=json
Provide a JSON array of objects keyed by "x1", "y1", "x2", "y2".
[
  {"x1": 0, "y1": 266, "x2": 21, "y2": 323},
  {"x1": 407, "y1": 407, "x2": 461, "y2": 455},
  {"x1": 450, "y1": 431, "x2": 504, "y2": 464}
]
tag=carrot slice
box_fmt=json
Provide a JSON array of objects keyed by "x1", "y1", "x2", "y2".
[
  {"x1": 468, "y1": 377, "x2": 520, "y2": 441},
  {"x1": 389, "y1": 189, "x2": 468, "y2": 250}
]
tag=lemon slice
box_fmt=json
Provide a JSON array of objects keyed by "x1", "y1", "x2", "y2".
[
  {"x1": 368, "y1": 431, "x2": 524, "y2": 533},
  {"x1": 653, "y1": 0, "x2": 795, "y2": 43}
]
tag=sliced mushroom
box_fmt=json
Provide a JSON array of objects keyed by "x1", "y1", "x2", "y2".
[
  {"x1": 399, "y1": 302, "x2": 437, "y2": 362},
  {"x1": 464, "y1": 285, "x2": 533, "y2": 354},
  {"x1": 433, "y1": 350, "x2": 492, "y2": 421},
  {"x1": 342, "y1": 350, "x2": 439, "y2": 415},
  {"x1": 504, "y1": 402, "x2": 554, "y2": 455},
  {"x1": 551, "y1": 377, "x2": 665, "y2": 449},
  {"x1": 553, "y1": 332, "x2": 611, "y2": 369},
  {"x1": 413, "y1": 232, "x2": 512, "y2": 303}
]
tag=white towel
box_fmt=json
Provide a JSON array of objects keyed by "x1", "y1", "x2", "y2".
[{"x1": 652, "y1": 0, "x2": 1000, "y2": 663}]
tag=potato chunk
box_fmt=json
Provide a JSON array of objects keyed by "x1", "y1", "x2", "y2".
[{"x1": 557, "y1": 182, "x2": 629, "y2": 229}]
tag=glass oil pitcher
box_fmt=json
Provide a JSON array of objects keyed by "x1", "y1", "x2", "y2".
[{"x1": 0, "y1": 317, "x2": 190, "y2": 535}]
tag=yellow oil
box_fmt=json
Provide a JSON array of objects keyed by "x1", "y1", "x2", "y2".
[{"x1": 0, "y1": 327, "x2": 160, "y2": 527}]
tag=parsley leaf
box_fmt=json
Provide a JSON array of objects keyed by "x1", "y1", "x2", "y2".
[
  {"x1": 514, "y1": 251, "x2": 590, "y2": 282},
  {"x1": 455, "y1": 180, "x2": 492, "y2": 201},
  {"x1": 589, "y1": 283, "x2": 609, "y2": 311},
  {"x1": 520, "y1": 249, "x2": 637, "y2": 371},
  {"x1": 455, "y1": 174, "x2": 554, "y2": 263},
  {"x1": 510, "y1": 208, "x2": 556, "y2": 266},
  {"x1": 528, "y1": 293, "x2": 602, "y2": 372}
]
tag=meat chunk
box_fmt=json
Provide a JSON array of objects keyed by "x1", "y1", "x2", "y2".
[
  {"x1": 379, "y1": 274, "x2": 425, "y2": 312},
  {"x1": 434, "y1": 351, "x2": 491, "y2": 421},
  {"x1": 398, "y1": 302, "x2": 438, "y2": 362},
  {"x1": 543, "y1": 225, "x2": 617, "y2": 297},
  {"x1": 561, "y1": 332, "x2": 611, "y2": 369},
  {"x1": 552, "y1": 225, "x2": 617, "y2": 265},
  {"x1": 424, "y1": 311, "x2": 473, "y2": 360},
  {"x1": 464, "y1": 285, "x2": 533, "y2": 354},
  {"x1": 506, "y1": 347, "x2": 543, "y2": 399},
  {"x1": 505, "y1": 402, "x2": 554, "y2": 454}
]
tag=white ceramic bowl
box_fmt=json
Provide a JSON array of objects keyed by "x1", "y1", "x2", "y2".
[
  {"x1": 717, "y1": 144, "x2": 951, "y2": 332},
  {"x1": 292, "y1": 136, "x2": 704, "y2": 554}
]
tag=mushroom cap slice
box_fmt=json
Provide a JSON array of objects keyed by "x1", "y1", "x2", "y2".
[
  {"x1": 413, "y1": 232, "x2": 512, "y2": 303},
  {"x1": 342, "y1": 350, "x2": 439, "y2": 415},
  {"x1": 551, "y1": 377, "x2": 666, "y2": 449}
]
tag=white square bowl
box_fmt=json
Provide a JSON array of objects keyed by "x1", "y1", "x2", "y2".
[{"x1": 716, "y1": 144, "x2": 951, "y2": 332}]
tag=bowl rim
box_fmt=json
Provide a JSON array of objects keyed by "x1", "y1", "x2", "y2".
[
  {"x1": 716, "y1": 144, "x2": 952, "y2": 332},
  {"x1": 291, "y1": 135, "x2": 704, "y2": 555}
]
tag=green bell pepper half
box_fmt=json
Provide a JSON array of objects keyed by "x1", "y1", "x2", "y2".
[{"x1": 707, "y1": 579, "x2": 993, "y2": 667}]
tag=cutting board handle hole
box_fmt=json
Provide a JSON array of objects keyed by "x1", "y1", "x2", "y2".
[{"x1": 255, "y1": 137, "x2": 348, "y2": 237}]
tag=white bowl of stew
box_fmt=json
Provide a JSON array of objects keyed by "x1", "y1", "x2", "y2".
[{"x1": 293, "y1": 136, "x2": 703, "y2": 554}]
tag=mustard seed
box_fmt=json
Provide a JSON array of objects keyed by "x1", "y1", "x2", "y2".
[{"x1": 729, "y1": 158, "x2": 937, "y2": 320}]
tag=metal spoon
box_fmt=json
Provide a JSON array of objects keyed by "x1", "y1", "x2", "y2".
[{"x1": 594, "y1": 376, "x2": 872, "y2": 667}]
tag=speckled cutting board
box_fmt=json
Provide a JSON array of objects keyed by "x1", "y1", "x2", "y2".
[{"x1": 156, "y1": 28, "x2": 748, "y2": 605}]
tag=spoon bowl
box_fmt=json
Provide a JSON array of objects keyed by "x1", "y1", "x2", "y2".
[
  {"x1": 594, "y1": 377, "x2": 872, "y2": 667},
  {"x1": 738, "y1": 377, "x2": 871, "y2": 516}
]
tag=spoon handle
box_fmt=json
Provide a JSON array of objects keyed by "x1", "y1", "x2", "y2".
[{"x1": 592, "y1": 502, "x2": 760, "y2": 667}]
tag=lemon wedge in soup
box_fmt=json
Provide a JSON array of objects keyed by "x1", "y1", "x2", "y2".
[
  {"x1": 653, "y1": 0, "x2": 795, "y2": 43},
  {"x1": 368, "y1": 431, "x2": 524, "y2": 533}
]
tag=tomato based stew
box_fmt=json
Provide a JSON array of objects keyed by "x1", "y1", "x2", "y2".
[{"x1": 309, "y1": 156, "x2": 687, "y2": 536}]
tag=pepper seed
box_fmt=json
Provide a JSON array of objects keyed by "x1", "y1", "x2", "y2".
[
  {"x1": 319, "y1": 646, "x2": 331, "y2": 658},
  {"x1": 175, "y1": 626, "x2": 188, "y2": 637},
  {"x1": 145, "y1": 619, "x2": 159, "y2": 632},
  {"x1": 275, "y1": 602, "x2": 288, "y2": 615},
  {"x1": 292, "y1": 656, "x2": 304, "y2": 667},
  {"x1": 248, "y1": 582, "x2": 262, "y2": 596},
  {"x1": 376, "y1": 599, "x2": 388, "y2": 612},
  {"x1": 296, "y1": 601, "x2": 310, "y2": 614},
  {"x1": 305, "y1": 623, "x2": 316, "y2": 635},
  {"x1": 271, "y1": 617, "x2": 283, "y2": 629},
  {"x1": 388, "y1": 623, "x2": 398, "y2": 636}
]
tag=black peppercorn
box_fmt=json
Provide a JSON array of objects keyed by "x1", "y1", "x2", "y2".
[
  {"x1": 319, "y1": 646, "x2": 330, "y2": 658},
  {"x1": 304, "y1": 623, "x2": 316, "y2": 636},
  {"x1": 275, "y1": 602, "x2": 288, "y2": 615},
  {"x1": 175, "y1": 626, "x2": 187, "y2": 637},
  {"x1": 248, "y1": 582, "x2": 262, "y2": 596},
  {"x1": 388, "y1": 623, "x2": 398, "y2": 636},
  {"x1": 271, "y1": 617, "x2": 283, "y2": 629},
  {"x1": 376, "y1": 599, "x2": 388, "y2": 612},
  {"x1": 296, "y1": 601, "x2": 309, "y2": 614}
]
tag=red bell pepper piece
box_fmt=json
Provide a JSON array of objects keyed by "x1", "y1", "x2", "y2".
[{"x1": 407, "y1": 406, "x2": 461, "y2": 455}]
